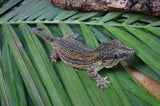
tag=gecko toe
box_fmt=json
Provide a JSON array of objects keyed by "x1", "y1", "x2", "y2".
[
  {"x1": 104, "y1": 76, "x2": 108, "y2": 80},
  {"x1": 104, "y1": 84, "x2": 108, "y2": 88},
  {"x1": 97, "y1": 83, "x2": 100, "y2": 88},
  {"x1": 101, "y1": 86, "x2": 104, "y2": 91},
  {"x1": 96, "y1": 77, "x2": 111, "y2": 91},
  {"x1": 105, "y1": 81, "x2": 112, "y2": 84},
  {"x1": 50, "y1": 58, "x2": 57, "y2": 63}
]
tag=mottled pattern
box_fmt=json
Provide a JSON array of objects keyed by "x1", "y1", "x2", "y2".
[{"x1": 32, "y1": 29, "x2": 134, "y2": 90}]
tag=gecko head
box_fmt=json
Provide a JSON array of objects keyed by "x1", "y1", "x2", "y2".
[
  {"x1": 112, "y1": 41, "x2": 134, "y2": 60},
  {"x1": 101, "y1": 40, "x2": 134, "y2": 67}
]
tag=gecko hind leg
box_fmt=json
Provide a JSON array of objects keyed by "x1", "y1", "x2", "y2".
[
  {"x1": 87, "y1": 67, "x2": 111, "y2": 91},
  {"x1": 65, "y1": 31, "x2": 79, "y2": 39},
  {"x1": 50, "y1": 48, "x2": 59, "y2": 63}
]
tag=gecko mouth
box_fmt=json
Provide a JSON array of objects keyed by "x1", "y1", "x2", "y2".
[
  {"x1": 130, "y1": 48, "x2": 134, "y2": 55},
  {"x1": 121, "y1": 48, "x2": 134, "y2": 59}
]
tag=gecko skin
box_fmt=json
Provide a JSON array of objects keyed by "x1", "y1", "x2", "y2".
[{"x1": 32, "y1": 28, "x2": 134, "y2": 90}]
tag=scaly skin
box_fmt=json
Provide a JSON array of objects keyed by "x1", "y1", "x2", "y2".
[{"x1": 32, "y1": 28, "x2": 134, "y2": 90}]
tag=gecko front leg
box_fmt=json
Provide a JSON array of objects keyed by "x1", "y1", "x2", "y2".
[
  {"x1": 87, "y1": 66, "x2": 111, "y2": 90},
  {"x1": 50, "y1": 47, "x2": 59, "y2": 63}
]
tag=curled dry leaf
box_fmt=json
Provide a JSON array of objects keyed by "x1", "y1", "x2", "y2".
[
  {"x1": 121, "y1": 61, "x2": 160, "y2": 101},
  {"x1": 49, "y1": 0, "x2": 160, "y2": 16}
]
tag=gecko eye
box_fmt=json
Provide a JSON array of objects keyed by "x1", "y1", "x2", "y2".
[{"x1": 114, "y1": 53, "x2": 121, "y2": 59}]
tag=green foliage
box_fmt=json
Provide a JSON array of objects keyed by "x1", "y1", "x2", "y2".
[{"x1": 0, "y1": 0, "x2": 160, "y2": 105}]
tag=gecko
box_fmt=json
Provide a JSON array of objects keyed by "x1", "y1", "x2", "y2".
[{"x1": 32, "y1": 28, "x2": 134, "y2": 90}]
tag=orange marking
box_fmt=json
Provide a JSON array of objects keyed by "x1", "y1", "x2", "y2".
[{"x1": 59, "y1": 48, "x2": 99, "y2": 61}]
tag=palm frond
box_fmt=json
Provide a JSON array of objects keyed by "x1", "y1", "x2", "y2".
[{"x1": 0, "y1": 0, "x2": 160, "y2": 105}]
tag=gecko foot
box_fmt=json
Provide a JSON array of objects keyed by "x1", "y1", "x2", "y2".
[
  {"x1": 65, "y1": 31, "x2": 79, "y2": 39},
  {"x1": 50, "y1": 57, "x2": 57, "y2": 63},
  {"x1": 50, "y1": 54, "x2": 57, "y2": 63},
  {"x1": 96, "y1": 77, "x2": 111, "y2": 91}
]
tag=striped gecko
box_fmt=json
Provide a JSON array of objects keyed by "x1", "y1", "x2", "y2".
[{"x1": 32, "y1": 28, "x2": 134, "y2": 90}]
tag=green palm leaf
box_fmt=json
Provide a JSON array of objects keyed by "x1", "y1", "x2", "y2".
[{"x1": 0, "y1": 0, "x2": 160, "y2": 105}]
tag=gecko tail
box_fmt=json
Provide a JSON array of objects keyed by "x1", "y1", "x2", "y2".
[{"x1": 32, "y1": 28, "x2": 57, "y2": 43}]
